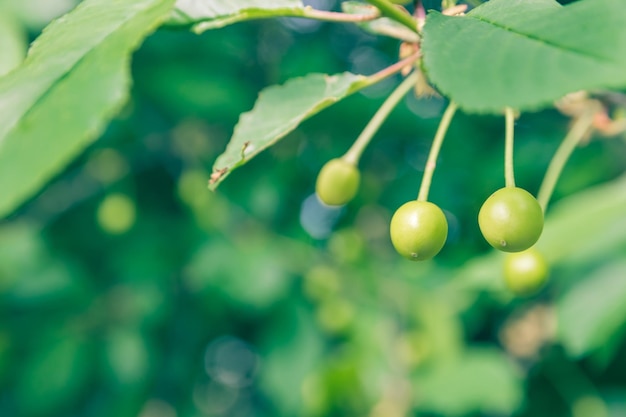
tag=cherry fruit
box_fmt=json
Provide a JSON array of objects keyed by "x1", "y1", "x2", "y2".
[
  {"x1": 503, "y1": 248, "x2": 549, "y2": 295},
  {"x1": 390, "y1": 201, "x2": 448, "y2": 261},
  {"x1": 478, "y1": 187, "x2": 543, "y2": 252},
  {"x1": 315, "y1": 158, "x2": 360, "y2": 206}
]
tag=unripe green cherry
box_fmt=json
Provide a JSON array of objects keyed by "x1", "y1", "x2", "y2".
[
  {"x1": 478, "y1": 187, "x2": 543, "y2": 253},
  {"x1": 503, "y1": 248, "x2": 549, "y2": 296},
  {"x1": 315, "y1": 158, "x2": 360, "y2": 206},
  {"x1": 390, "y1": 201, "x2": 448, "y2": 261}
]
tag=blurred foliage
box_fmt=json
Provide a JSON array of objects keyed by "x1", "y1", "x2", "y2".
[{"x1": 2, "y1": 1, "x2": 626, "y2": 417}]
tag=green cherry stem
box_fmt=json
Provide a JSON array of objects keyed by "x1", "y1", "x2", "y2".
[
  {"x1": 504, "y1": 107, "x2": 516, "y2": 188},
  {"x1": 301, "y1": 7, "x2": 380, "y2": 23},
  {"x1": 194, "y1": 8, "x2": 380, "y2": 33},
  {"x1": 365, "y1": 0, "x2": 419, "y2": 33},
  {"x1": 343, "y1": 71, "x2": 420, "y2": 165},
  {"x1": 537, "y1": 108, "x2": 596, "y2": 212},
  {"x1": 417, "y1": 101, "x2": 458, "y2": 202},
  {"x1": 367, "y1": 52, "x2": 420, "y2": 86}
]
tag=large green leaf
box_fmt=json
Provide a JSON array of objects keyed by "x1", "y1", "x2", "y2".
[
  {"x1": 0, "y1": 0, "x2": 175, "y2": 218},
  {"x1": 422, "y1": 0, "x2": 626, "y2": 113},
  {"x1": 209, "y1": 72, "x2": 379, "y2": 189},
  {"x1": 170, "y1": 0, "x2": 305, "y2": 32},
  {"x1": 557, "y1": 261, "x2": 626, "y2": 358}
]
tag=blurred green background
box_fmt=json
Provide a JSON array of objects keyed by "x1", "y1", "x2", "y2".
[{"x1": 2, "y1": 1, "x2": 626, "y2": 416}]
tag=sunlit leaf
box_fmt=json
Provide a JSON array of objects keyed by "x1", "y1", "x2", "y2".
[
  {"x1": 422, "y1": 0, "x2": 626, "y2": 113},
  {"x1": 209, "y1": 72, "x2": 377, "y2": 189},
  {"x1": 0, "y1": 0, "x2": 176, "y2": 218},
  {"x1": 169, "y1": 0, "x2": 305, "y2": 32}
]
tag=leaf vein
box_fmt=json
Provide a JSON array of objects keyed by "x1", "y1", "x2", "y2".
[{"x1": 469, "y1": 15, "x2": 611, "y2": 62}]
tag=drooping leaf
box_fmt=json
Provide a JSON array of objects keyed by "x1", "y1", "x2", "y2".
[
  {"x1": 422, "y1": 0, "x2": 626, "y2": 113},
  {"x1": 0, "y1": 0, "x2": 176, "y2": 218},
  {"x1": 169, "y1": 0, "x2": 305, "y2": 32},
  {"x1": 557, "y1": 261, "x2": 626, "y2": 358},
  {"x1": 341, "y1": 2, "x2": 419, "y2": 42},
  {"x1": 209, "y1": 72, "x2": 379, "y2": 189}
]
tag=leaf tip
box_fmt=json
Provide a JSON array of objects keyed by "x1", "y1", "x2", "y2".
[{"x1": 209, "y1": 167, "x2": 229, "y2": 188}]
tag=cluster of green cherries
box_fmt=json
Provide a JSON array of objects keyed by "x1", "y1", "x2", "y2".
[
  {"x1": 313, "y1": 75, "x2": 560, "y2": 296},
  {"x1": 316, "y1": 158, "x2": 549, "y2": 296}
]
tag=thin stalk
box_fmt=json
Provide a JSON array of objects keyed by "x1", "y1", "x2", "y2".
[
  {"x1": 302, "y1": 7, "x2": 380, "y2": 23},
  {"x1": 193, "y1": 7, "x2": 380, "y2": 33},
  {"x1": 504, "y1": 107, "x2": 516, "y2": 188},
  {"x1": 344, "y1": 72, "x2": 420, "y2": 165},
  {"x1": 365, "y1": 0, "x2": 419, "y2": 33},
  {"x1": 417, "y1": 101, "x2": 458, "y2": 201},
  {"x1": 537, "y1": 110, "x2": 596, "y2": 211},
  {"x1": 368, "y1": 52, "x2": 420, "y2": 85}
]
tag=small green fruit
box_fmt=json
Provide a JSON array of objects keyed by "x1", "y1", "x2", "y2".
[
  {"x1": 478, "y1": 187, "x2": 543, "y2": 252},
  {"x1": 315, "y1": 158, "x2": 360, "y2": 206},
  {"x1": 390, "y1": 201, "x2": 448, "y2": 261},
  {"x1": 504, "y1": 248, "x2": 549, "y2": 295}
]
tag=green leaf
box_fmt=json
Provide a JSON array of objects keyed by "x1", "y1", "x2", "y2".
[
  {"x1": 170, "y1": 0, "x2": 305, "y2": 32},
  {"x1": 416, "y1": 348, "x2": 523, "y2": 415},
  {"x1": 422, "y1": 0, "x2": 626, "y2": 113},
  {"x1": 557, "y1": 261, "x2": 626, "y2": 358},
  {"x1": 0, "y1": 9, "x2": 27, "y2": 76},
  {"x1": 209, "y1": 72, "x2": 374, "y2": 189},
  {"x1": 0, "y1": 0, "x2": 175, "y2": 218},
  {"x1": 539, "y1": 175, "x2": 626, "y2": 266},
  {"x1": 341, "y1": 1, "x2": 419, "y2": 42}
]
